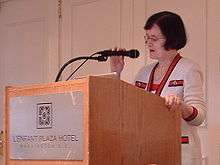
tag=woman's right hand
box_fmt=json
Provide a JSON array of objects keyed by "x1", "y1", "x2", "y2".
[{"x1": 110, "y1": 47, "x2": 125, "y2": 77}]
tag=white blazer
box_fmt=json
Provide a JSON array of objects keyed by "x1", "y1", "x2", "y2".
[{"x1": 134, "y1": 55, "x2": 207, "y2": 165}]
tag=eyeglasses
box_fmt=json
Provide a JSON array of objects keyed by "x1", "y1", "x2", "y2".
[{"x1": 144, "y1": 35, "x2": 165, "y2": 43}]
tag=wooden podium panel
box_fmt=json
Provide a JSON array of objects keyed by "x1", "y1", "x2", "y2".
[{"x1": 4, "y1": 76, "x2": 181, "y2": 165}]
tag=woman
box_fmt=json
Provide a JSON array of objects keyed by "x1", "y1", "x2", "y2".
[{"x1": 110, "y1": 11, "x2": 206, "y2": 165}]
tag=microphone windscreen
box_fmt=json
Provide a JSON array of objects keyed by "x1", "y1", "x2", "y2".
[{"x1": 129, "y1": 49, "x2": 140, "y2": 58}]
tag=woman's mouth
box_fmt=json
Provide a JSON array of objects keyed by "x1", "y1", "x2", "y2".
[{"x1": 149, "y1": 49, "x2": 155, "y2": 53}]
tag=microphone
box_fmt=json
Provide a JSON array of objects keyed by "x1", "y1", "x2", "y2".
[{"x1": 96, "y1": 49, "x2": 140, "y2": 58}]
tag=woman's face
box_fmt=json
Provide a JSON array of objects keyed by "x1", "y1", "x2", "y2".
[{"x1": 145, "y1": 24, "x2": 167, "y2": 60}]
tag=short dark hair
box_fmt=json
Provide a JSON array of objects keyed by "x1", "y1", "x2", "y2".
[{"x1": 144, "y1": 11, "x2": 187, "y2": 50}]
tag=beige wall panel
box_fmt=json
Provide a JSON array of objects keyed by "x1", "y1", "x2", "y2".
[
  {"x1": 207, "y1": 0, "x2": 220, "y2": 164},
  {"x1": 120, "y1": 0, "x2": 147, "y2": 82},
  {"x1": 60, "y1": 0, "x2": 146, "y2": 83},
  {"x1": 0, "y1": 0, "x2": 59, "y2": 132},
  {"x1": 60, "y1": 0, "x2": 121, "y2": 80}
]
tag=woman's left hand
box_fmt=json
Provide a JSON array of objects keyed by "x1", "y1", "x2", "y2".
[
  {"x1": 164, "y1": 94, "x2": 194, "y2": 119},
  {"x1": 164, "y1": 94, "x2": 182, "y2": 110}
]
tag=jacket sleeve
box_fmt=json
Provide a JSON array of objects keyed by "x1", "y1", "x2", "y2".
[{"x1": 183, "y1": 63, "x2": 207, "y2": 126}]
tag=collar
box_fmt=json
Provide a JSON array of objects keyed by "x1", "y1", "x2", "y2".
[{"x1": 146, "y1": 53, "x2": 182, "y2": 96}]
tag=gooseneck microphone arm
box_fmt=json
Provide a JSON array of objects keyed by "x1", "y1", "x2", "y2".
[
  {"x1": 55, "y1": 49, "x2": 140, "y2": 82},
  {"x1": 55, "y1": 54, "x2": 107, "y2": 82}
]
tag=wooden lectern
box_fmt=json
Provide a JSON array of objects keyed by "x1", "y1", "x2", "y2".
[{"x1": 4, "y1": 76, "x2": 181, "y2": 165}]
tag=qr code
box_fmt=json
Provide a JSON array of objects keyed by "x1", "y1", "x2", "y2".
[{"x1": 36, "y1": 103, "x2": 52, "y2": 129}]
